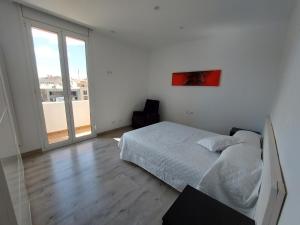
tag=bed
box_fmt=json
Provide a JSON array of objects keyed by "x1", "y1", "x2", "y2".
[
  {"x1": 119, "y1": 119, "x2": 286, "y2": 225},
  {"x1": 119, "y1": 121, "x2": 220, "y2": 191}
]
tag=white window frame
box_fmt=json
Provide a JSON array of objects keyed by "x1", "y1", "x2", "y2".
[{"x1": 19, "y1": 6, "x2": 96, "y2": 151}]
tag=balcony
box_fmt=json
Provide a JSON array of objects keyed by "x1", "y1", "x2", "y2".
[{"x1": 42, "y1": 100, "x2": 91, "y2": 144}]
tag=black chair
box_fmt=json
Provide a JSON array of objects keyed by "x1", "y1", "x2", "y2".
[{"x1": 132, "y1": 99, "x2": 160, "y2": 129}]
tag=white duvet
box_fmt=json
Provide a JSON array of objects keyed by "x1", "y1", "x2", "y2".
[
  {"x1": 197, "y1": 143, "x2": 262, "y2": 217},
  {"x1": 119, "y1": 122, "x2": 262, "y2": 218},
  {"x1": 119, "y1": 121, "x2": 220, "y2": 191}
]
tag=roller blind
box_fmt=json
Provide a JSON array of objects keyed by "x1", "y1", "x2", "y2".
[{"x1": 20, "y1": 5, "x2": 90, "y2": 37}]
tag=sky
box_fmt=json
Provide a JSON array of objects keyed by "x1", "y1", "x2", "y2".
[{"x1": 31, "y1": 27, "x2": 87, "y2": 79}]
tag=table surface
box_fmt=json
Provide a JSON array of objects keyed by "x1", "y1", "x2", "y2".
[{"x1": 162, "y1": 185, "x2": 255, "y2": 225}]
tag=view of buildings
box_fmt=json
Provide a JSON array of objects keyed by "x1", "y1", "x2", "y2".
[{"x1": 39, "y1": 75, "x2": 89, "y2": 102}]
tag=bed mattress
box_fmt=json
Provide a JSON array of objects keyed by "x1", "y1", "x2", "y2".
[{"x1": 119, "y1": 121, "x2": 220, "y2": 191}]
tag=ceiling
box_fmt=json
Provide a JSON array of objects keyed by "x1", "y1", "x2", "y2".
[{"x1": 14, "y1": 0, "x2": 295, "y2": 49}]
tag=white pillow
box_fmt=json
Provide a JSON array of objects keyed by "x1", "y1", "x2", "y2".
[
  {"x1": 197, "y1": 143, "x2": 262, "y2": 214},
  {"x1": 233, "y1": 130, "x2": 261, "y2": 148},
  {"x1": 197, "y1": 135, "x2": 241, "y2": 152}
]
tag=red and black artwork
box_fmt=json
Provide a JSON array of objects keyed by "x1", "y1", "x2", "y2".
[{"x1": 172, "y1": 70, "x2": 221, "y2": 86}]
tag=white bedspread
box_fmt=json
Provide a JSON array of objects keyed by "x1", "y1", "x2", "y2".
[{"x1": 119, "y1": 121, "x2": 220, "y2": 191}]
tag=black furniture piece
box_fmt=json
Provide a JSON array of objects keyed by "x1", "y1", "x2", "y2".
[
  {"x1": 230, "y1": 127, "x2": 261, "y2": 136},
  {"x1": 162, "y1": 185, "x2": 255, "y2": 225},
  {"x1": 132, "y1": 99, "x2": 160, "y2": 129}
]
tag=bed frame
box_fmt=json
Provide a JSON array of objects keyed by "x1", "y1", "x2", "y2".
[{"x1": 254, "y1": 118, "x2": 286, "y2": 225}]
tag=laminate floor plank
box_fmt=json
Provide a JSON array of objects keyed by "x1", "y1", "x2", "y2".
[{"x1": 23, "y1": 131, "x2": 178, "y2": 225}]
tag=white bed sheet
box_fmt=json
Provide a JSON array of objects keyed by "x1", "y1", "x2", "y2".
[{"x1": 119, "y1": 121, "x2": 220, "y2": 191}]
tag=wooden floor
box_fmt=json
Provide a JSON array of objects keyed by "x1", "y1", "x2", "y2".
[{"x1": 23, "y1": 128, "x2": 179, "y2": 225}]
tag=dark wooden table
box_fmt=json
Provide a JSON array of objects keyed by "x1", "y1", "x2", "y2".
[{"x1": 162, "y1": 185, "x2": 255, "y2": 225}]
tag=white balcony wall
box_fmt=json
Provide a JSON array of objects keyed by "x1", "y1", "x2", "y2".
[
  {"x1": 72, "y1": 100, "x2": 91, "y2": 129},
  {"x1": 42, "y1": 100, "x2": 90, "y2": 133}
]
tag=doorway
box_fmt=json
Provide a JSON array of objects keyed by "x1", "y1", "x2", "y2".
[{"x1": 28, "y1": 23, "x2": 95, "y2": 150}]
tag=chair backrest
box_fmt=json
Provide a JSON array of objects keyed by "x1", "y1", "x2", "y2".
[{"x1": 144, "y1": 99, "x2": 159, "y2": 113}]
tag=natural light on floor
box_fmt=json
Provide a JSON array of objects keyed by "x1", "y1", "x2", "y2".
[{"x1": 47, "y1": 125, "x2": 91, "y2": 144}]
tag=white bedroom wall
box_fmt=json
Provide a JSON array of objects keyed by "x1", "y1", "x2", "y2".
[
  {"x1": 89, "y1": 33, "x2": 148, "y2": 133},
  {"x1": 147, "y1": 23, "x2": 287, "y2": 134},
  {"x1": 0, "y1": 0, "x2": 149, "y2": 152},
  {"x1": 270, "y1": 0, "x2": 300, "y2": 224}
]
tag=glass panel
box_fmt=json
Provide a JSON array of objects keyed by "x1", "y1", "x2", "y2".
[
  {"x1": 65, "y1": 37, "x2": 91, "y2": 138},
  {"x1": 31, "y1": 27, "x2": 69, "y2": 144}
]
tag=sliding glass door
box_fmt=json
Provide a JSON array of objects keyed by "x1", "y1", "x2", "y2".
[{"x1": 28, "y1": 22, "x2": 94, "y2": 149}]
